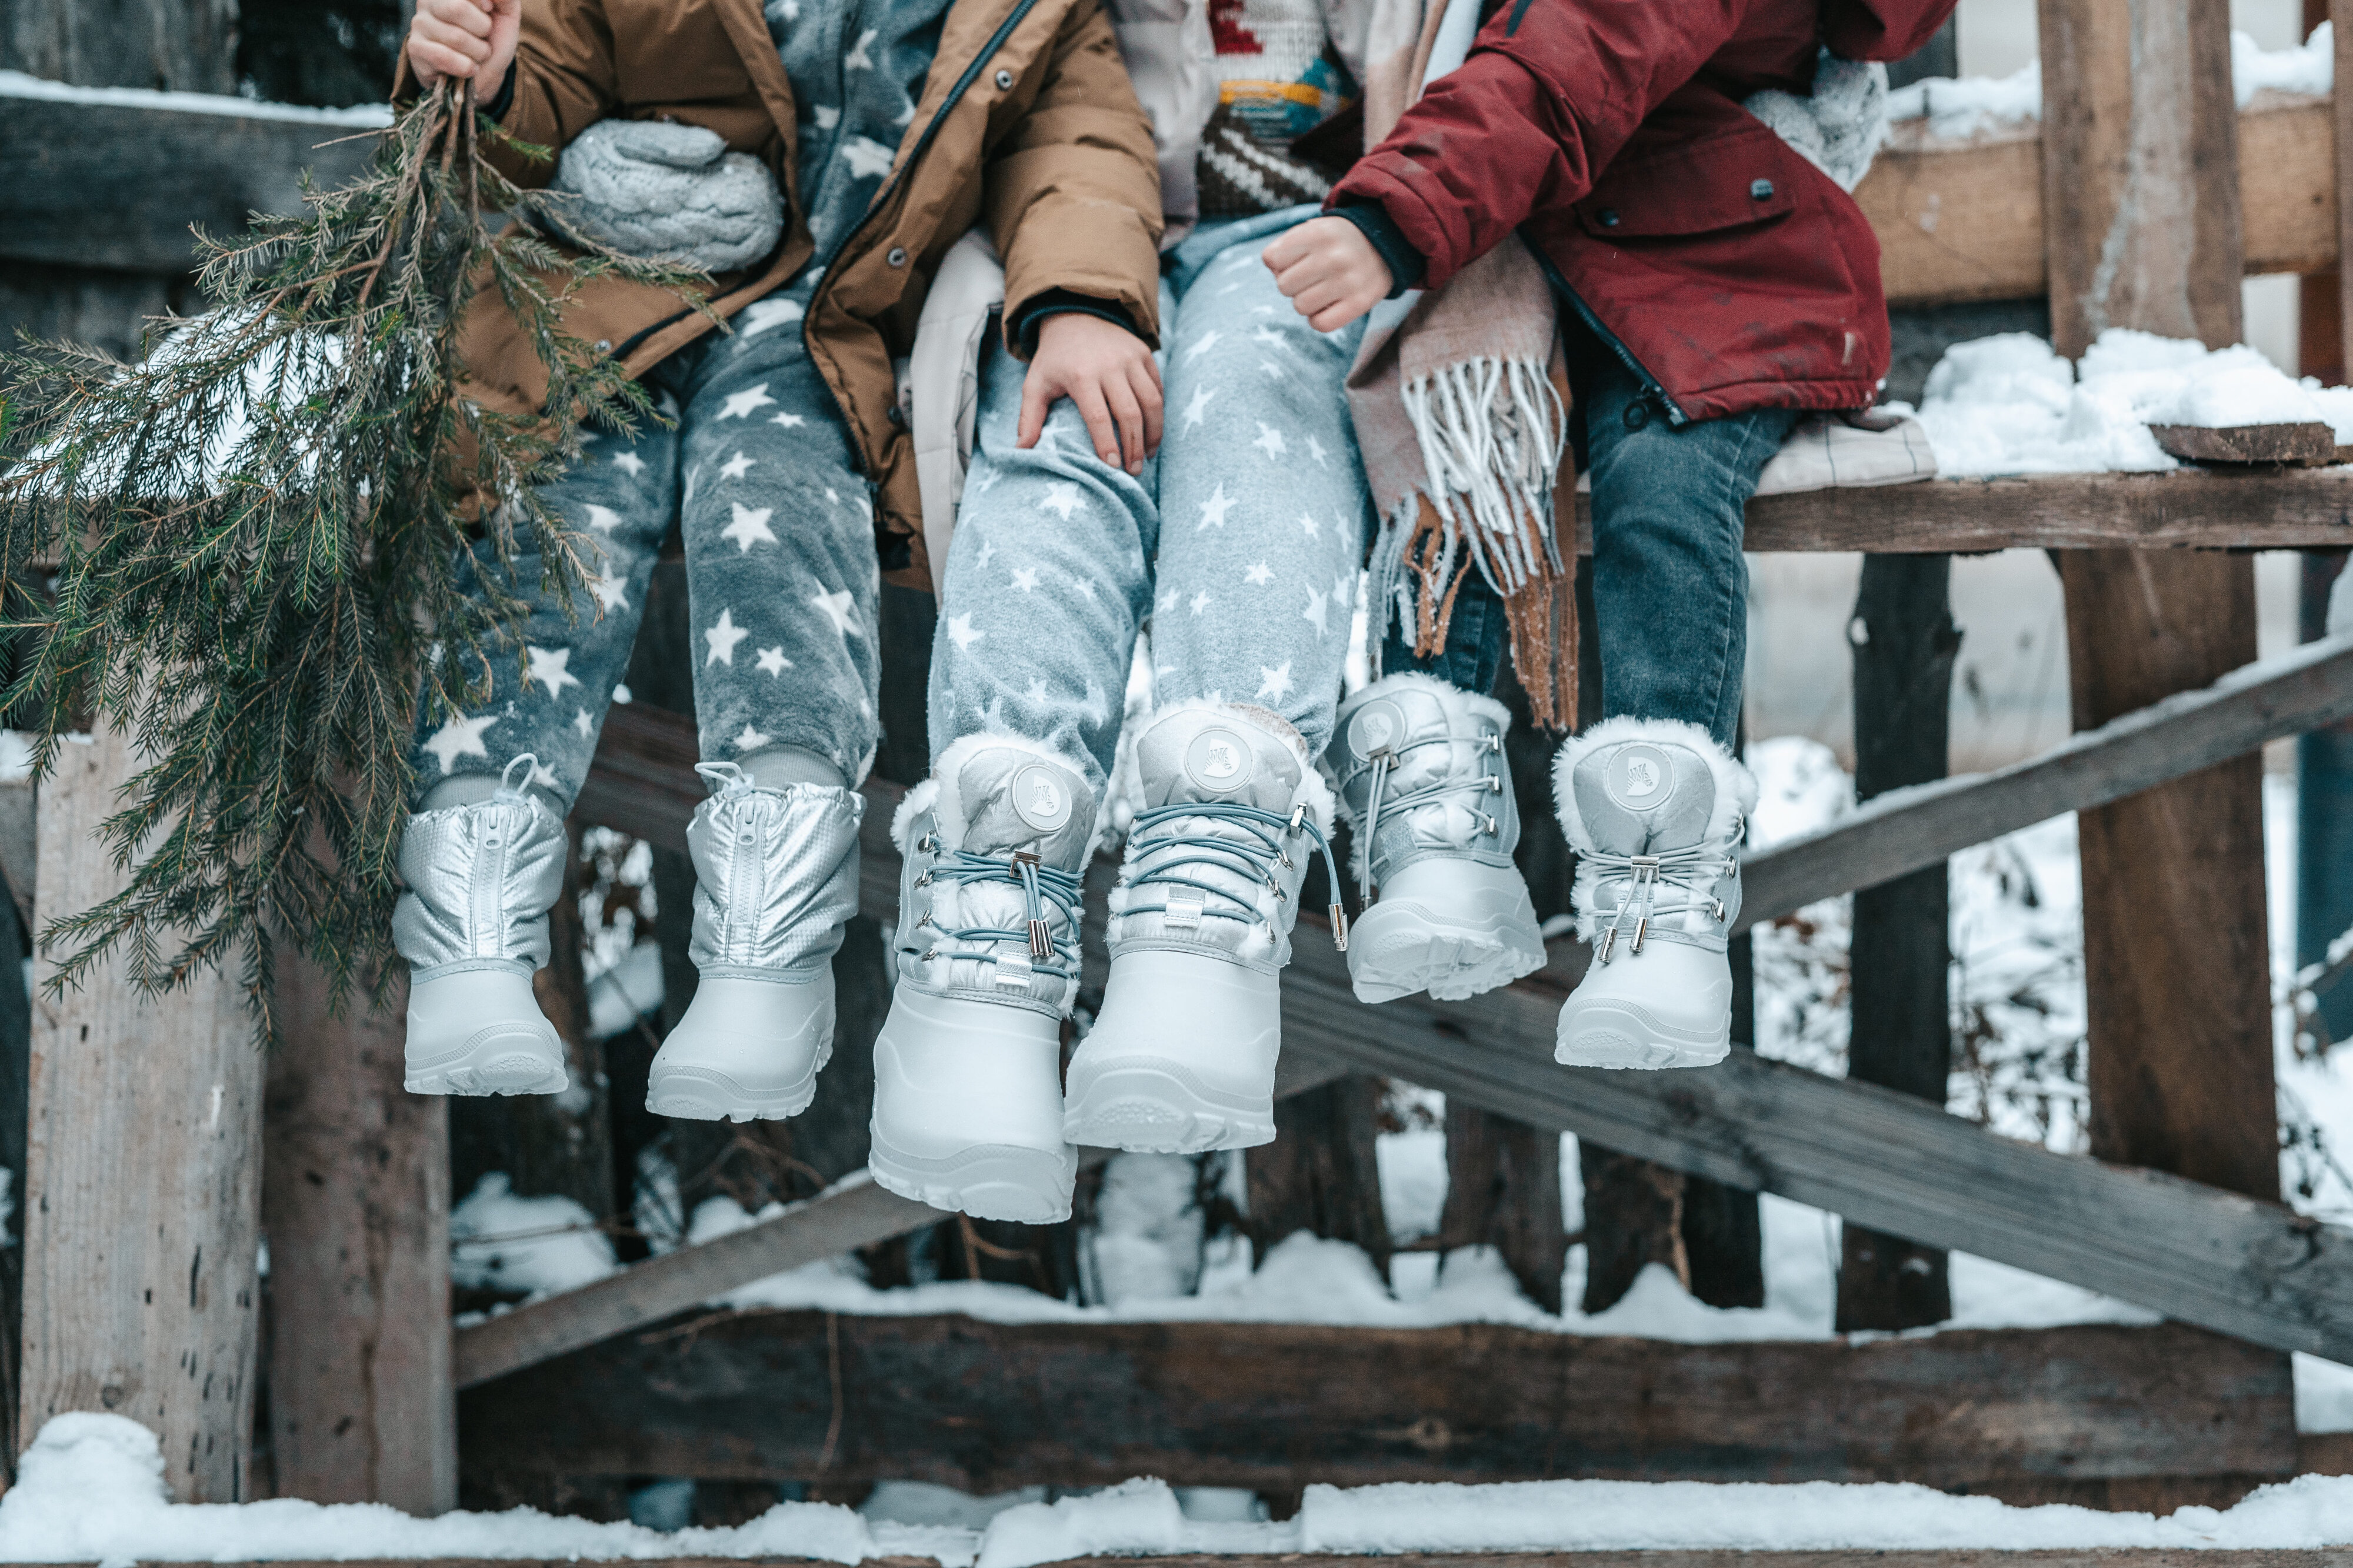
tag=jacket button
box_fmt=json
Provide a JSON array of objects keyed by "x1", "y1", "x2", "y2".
[
  {"x1": 1622, "y1": 400, "x2": 1649, "y2": 432},
  {"x1": 1598, "y1": 208, "x2": 1619, "y2": 227},
  {"x1": 888, "y1": 404, "x2": 906, "y2": 428},
  {"x1": 995, "y1": 68, "x2": 1014, "y2": 89},
  {"x1": 886, "y1": 246, "x2": 909, "y2": 268},
  {"x1": 1750, "y1": 178, "x2": 1774, "y2": 199}
]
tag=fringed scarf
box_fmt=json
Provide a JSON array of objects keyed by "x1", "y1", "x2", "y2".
[{"x1": 1346, "y1": 0, "x2": 1578, "y2": 728}]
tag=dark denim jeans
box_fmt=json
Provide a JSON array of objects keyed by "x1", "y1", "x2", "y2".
[{"x1": 1383, "y1": 349, "x2": 1795, "y2": 750}]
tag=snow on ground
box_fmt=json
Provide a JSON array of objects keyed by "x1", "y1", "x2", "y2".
[
  {"x1": 8, "y1": 1416, "x2": 2353, "y2": 1563},
  {"x1": 448, "y1": 1173, "x2": 616, "y2": 1297},
  {"x1": 0, "y1": 69, "x2": 394, "y2": 124},
  {"x1": 1909, "y1": 328, "x2": 2353, "y2": 480},
  {"x1": 1884, "y1": 25, "x2": 2331, "y2": 139}
]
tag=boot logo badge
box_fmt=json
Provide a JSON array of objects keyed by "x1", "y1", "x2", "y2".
[
  {"x1": 1010, "y1": 763, "x2": 1074, "y2": 832},
  {"x1": 1604, "y1": 743, "x2": 1675, "y2": 812},
  {"x1": 1347, "y1": 700, "x2": 1407, "y2": 762},
  {"x1": 1184, "y1": 728, "x2": 1252, "y2": 794}
]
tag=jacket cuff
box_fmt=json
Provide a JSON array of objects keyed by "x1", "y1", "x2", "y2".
[
  {"x1": 1009, "y1": 289, "x2": 1147, "y2": 357},
  {"x1": 1334, "y1": 202, "x2": 1428, "y2": 297},
  {"x1": 480, "y1": 61, "x2": 518, "y2": 123}
]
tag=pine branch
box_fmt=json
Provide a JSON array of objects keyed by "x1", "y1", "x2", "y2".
[{"x1": 0, "y1": 81, "x2": 712, "y2": 1043}]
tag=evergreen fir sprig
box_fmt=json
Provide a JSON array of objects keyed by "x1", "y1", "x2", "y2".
[{"x1": 0, "y1": 81, "x2": 712, "y2": 1042}]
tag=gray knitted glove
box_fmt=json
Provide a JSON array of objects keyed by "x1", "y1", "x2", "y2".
[{"x1": 546, "y1": 119, "x2": 785, "y2": 272}]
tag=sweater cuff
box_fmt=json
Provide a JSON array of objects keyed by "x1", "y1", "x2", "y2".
[
  {"x1": 480, "y1": 62, "x2": 517, "y2": 124},
  {"x1": 1009, "y1": 289, "x2": 1145, "y2": 357},
  {"x1": 1335, "y1": 202, "x2": 1427, "y2": 298}
]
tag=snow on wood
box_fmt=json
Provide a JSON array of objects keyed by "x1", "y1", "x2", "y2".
[{"x1": 2148, "y1": 423, "x2": 2340, "y2": 465}]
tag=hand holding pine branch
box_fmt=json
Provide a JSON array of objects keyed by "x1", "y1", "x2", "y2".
[{"x1": 0, "y1": 80, "x2": 708, "y2": 1045}]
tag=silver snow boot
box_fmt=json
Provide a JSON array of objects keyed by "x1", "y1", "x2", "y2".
[
  {"x1": 644, "y1": 762, "x2": 863, "y2": 1122},
  {"x1": 395, "y1": 754, "x2": 570, "y2": 1096},
  {"x1": 1552, "y1": 718, "x2": 1754, "y2": 1069},
  {"x1": 1326, "y1": 673, "x2": 1546, "y2": 1003},
  {"x1": 870, "y1": 736, "x2": 1095, "y2": 1224},
  {"x1": 1064, "y1": 702, "x2": 1345, "y2": 1153}
]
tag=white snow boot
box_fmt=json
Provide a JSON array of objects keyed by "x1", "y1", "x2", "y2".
[
  {"x1": 1325, "y1": 673, "x2": 1546, "y2": 1003},
  {"x1": 1552, "y1": 718, "x2": 1754, "y2": 1070},
  {"x1": 395, "y1": 754, "x2": 571, "y2": 1096},
  {"x1": 1064, "y1": 703, "x2": 1345, "y2": 1153},
  {"x1": 644, "y1": 762, "x2": 863, "y2": 1122},
  {"x1": 870, "y1": 737, "x2": 1095, "y2": 1223}
]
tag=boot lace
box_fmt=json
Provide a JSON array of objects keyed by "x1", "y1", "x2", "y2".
[
  {"x1": 1586, "y1": 838, "x2": 1738, "y2": 964},
  {"x1": 1356, "y1": 732, "x2": 1505, "y2": 903},
  {"x1": 914, "y1": 836, "x2": 1086, "y2": 987},
  {"x1": 1126, "y1": 800, "x2": 1350, "y2": 950}
]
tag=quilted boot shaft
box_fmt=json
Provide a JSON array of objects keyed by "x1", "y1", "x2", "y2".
[
  {"x1": 394, "y1": 756, "x2": 568, "y2": 980},
  {"x1": 685, "y1": 762, "x2": 863, "y2": 980}
]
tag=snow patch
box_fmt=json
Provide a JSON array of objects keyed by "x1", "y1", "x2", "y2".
[
  {"x1": 449, "y1": 1173, "x2": 616, "y2": 1297},
  {"x1": 0, "y1": 731, "x2": 30, "y2": 784},
  {"x1": 0, "y1": 69, "x2": 396, "y2": 124}
]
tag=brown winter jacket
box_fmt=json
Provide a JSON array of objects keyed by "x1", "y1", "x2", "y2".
[{"x1": 402, "y1": 0, "x2": 1163, "y2": 583}]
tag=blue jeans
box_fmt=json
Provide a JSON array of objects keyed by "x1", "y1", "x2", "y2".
[
  {"x1": 1385, "y1": 350, "x2": 1795, "y2": 749},
  {"x1": 929, "y1": 206, "x2": 1372, "y2": 791}
]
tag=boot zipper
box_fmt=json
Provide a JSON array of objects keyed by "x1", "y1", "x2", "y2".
[
  {"x1": 726, "y1": 800, "x2": 765, "y2": 964},
  {"x1": 474, "y1": 815, "x2": 509, "y2": 959},
  {"x1": 1531, "y1": 248, "x2": 1687, "y2": 428},
  {"x1": 802, "y1": 0, "x2": 1046, "y2": 473}
]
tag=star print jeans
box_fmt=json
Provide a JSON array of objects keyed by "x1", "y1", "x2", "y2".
[
  {"x1": 927, "y1": 206, "x2": 1371, "y2": 796},
  {"x1": 406, "y1": 286, "x2": 883, "y2": 803}
]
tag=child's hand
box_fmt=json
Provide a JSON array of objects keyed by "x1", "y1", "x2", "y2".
[
  {"x1": 408, "y1": 0, "x2": 521, "y2": 89},
  {"x1": 1021, "y1": 312, "x2": 1164, "y2": 476},
  {"x1": 1264, "y1": 216, "x2": 1391, "y2": 333}
]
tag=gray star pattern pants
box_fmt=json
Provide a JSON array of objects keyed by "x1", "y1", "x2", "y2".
[
  {"x1": 928, "y1": 206, "x2": 1372, "y2": 795},
  {"x1": 406, "y1": 288, "x2": 884, "y2": 804}
]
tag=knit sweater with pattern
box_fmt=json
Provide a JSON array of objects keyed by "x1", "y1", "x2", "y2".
[{"x1": 1197, "y1": 0, "x2": 1358, "y2": 215}]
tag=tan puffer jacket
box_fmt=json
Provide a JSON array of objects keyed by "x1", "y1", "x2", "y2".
[{"x1": 415, "y1": 0, "x2": 1164, "y2": 586}]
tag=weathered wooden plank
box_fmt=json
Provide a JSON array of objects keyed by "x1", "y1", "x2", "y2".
[
  {"x1": 45, "y1": 1557, "x2": 2353, "y2": 1568},
  {"x1": 1737, "y1": 631, "x2": 2353, "y2": 928},
  {"x1": 17, "y1": 726, "x2": 261, "y2": 1502},
  {"x1": 262, "y1": 958, "x2": 456, "y2": 1514},
  {"x1": 458, "y1": 1316, "x2": 2294, "y2": 1494},
  {"x1": 1, "y1": 0, "x2": 238, "y2": 96},
  {"x1": 0, "y1": 96, "x2": 381, "y2": 273},
  {"x1": 2150, "y1": 423, "x2": 2340, "y2": 465}
]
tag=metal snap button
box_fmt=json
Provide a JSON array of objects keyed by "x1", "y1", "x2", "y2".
[
  {"x1": 1622, "y1": 400, "x2": 1649, "y2": 431},
  {"x1": 995, "y1": 68, "x2": 1014, "y2": 89},
  {"x1": 1598, "y1": 208, "x2": 1619, "y2": 227},
  {"x1": 886, "y1": 246, "x2": 908, "y2": 267},
  {"x1": 888, "y1": 404, "x2": 906, "y2": 427},
  {"x1": 1750, "y1": 178, "x2": 1774, "y2": 199}
]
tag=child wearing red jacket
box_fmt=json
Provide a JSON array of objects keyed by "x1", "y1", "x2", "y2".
[{"x1": 1264, "y1": 0, "x2": 1958, "y2": 1067}]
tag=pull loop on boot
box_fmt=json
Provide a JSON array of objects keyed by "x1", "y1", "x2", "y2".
[
  {"x1": 395, "y1": 753, "x2": 571, "y2": 1096},
  {"x1": 1552, "y1": 718, "x2": 1753, "y2": 1070},
  {"x1": 1325, "y1": 673, "x2": 1547, "y2": 1003},
  {"x1": 645, "y1": 761, "x2": 864, "y2": 1122}
]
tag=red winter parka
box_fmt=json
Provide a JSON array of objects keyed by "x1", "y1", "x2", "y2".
[{"x1": 1328, "y1": 0, "x2": 1958, "y2": 423}]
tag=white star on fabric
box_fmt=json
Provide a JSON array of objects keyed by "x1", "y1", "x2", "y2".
[
  {"x1": 841, "y1": 135, "x2": 895, "y2": 178},
  {"x1": 1298, "y1": 512, "x2": 1321, "y2": 539},
  {"x1": 1039, "y1": 482, "x2": 1083, "y2": 521},
  {"x1": 1024, "y1": 676, "x2": 1051, "y2": 705},
  {"x1": 525, "y1": 645, "x2": 581, "y2": 698},
  {"x1": 720, "y1": 451, "x2": 756, "y2": 481},
  {"x1": 527, "y1": 762, "x2": 561, "y2": 792},
  {"x1": 1256, "y1": 661, "x2": 1295, "y2": 702},
  {"x1": 1197, "y1": 482, "x2": 1236, "y2": 529},
  {"x1": 894, "y1": 98, "x2": 916, "y2": 127},
  {"x1": 584, "y1": 503, "x2": 623, "y2": 534},
  {"x1": 1251, "y1": 325, "x2": 1290, "y2": 351},
  {"x1": 590, "y1": 564, "x2": 629, "y2": 611},
  {"x1": 422, "y1": 713, "x2": 496, "y2": 775},
  {"x1": 1072, "y1": 576, "x2": 1097, "y2": 600},
  {"x1": 813, "y1": 105, "x2": 841, "y2": 129},
  {"x1": 756, "y1": 646, "x2": 792, "y2": 676},
  {"x1": 1334, "y1": 572, "x2": 1356, "y2": 608},
  {"x1": 722, "y1": 503, "x2": 777, "y2": 553},
  {"x1": 844, "y1": 27, "x2": 876, "y2": 68},
  {"x1": 1250, "y1": 303, "x2": 1278, "y2": 316},
  {"x1": 681, "y1": 469, "x2": 699, "y2": 510},
  {"x1": 742, "y1": 298, "x2": 805, "y2": 337},
  {"x1": 1307, "y1": 435, "x2": 1329, "y2": 468},
  {"x1": 1303, "y1": 586, "x2": 1331, "y2": 638},
  {"x1": 1259, "y1": 360, "x2": 1286, "y2": 379},
  {"x1": 1156, "y1": 586, "x2": 1179, "y2": 615},
  {"x1": 612, "y1": 452, "x2": 646, "y2": 477},
  {"x1": 809, "y1": 588, "x2": 861, "y2": 638},
  {"x1": 1244, "y1": 561, "x2": 1274, "y2": 586},
  {"x1": 1189, "y1": 590, "x2": 1213, "y2": 616},
  {"x1": 718, "y1": 383, "x2": 776, "y2": 420},
  {"x1": 971, "y1": 465, "x2": 1002, "y2": 495},
  {"x1": 1184, "y1": 330, "x2": 1221, "y2": 363},
  {"x1": 732, "y1": 723, "x2": 773, "y2": 753},
  {"x1": 976, "y1": 537, "x2": 998, "y2": 570},
  {"x1": 771, "y1": 411, "x2": 808, "y2": 428},
  {"x1": 1011, "y1": 566, "x2": 1040, "y2": 592},
  {"x1": 1251, "y1": 423, "x2": 1287, "y2": 459},
  {"x1": 704, "y1": 608, "x2": 751, "y2": 666},
  {"x1": 825, "y1": 487, "x2": 841, "y2": 505},
  {"x1": 1181, "y1": 384, "x2": 1215, "y2": 431},
  {"x1": 945, "y1": 613, "x2": 984, "y2": 651},
  {"x1": 572, "y1": 708, "x2": 593, "y2": 738}
]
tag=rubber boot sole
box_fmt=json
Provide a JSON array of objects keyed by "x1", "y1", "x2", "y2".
[
  {"x1": 868, "y1": 1127, "x2": 1077, "y2": 1225},
  {"x1": 1554, "y1": 996, "x2": 1730, "y2": 1070},
  {"x1": 1062, "y1": 1057, "x2": 1276, "y2": 1154},
  {"x1": 646, "y1": 1040, "x2": 830, "y2": 1123},
  {"x1": 405, "y1": 1017, "x2": 569, "y2": 1096},
  {"x1": 1347, "y1": 896, "x2": 1546, "y2": 1005}
]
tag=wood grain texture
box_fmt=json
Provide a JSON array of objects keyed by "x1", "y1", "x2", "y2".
[
  {"x1": 456, "y1": 1315, "x2": 2294, "y2": 1493},
  {"x1": 2149, "y1": 423, "x2": 2340, "y2": 465},
  {"x1": 0, "y1": 0, "x2": 238, "y2": 94},
  {"x1": 262, "y1": 958, "x2": 456, "y2": 1513},
  {"x1": 18, "y1": 726, "x2": 261, "y2": 1502},
  {"x1": 1737, "y1": 631, "x2": 2353, "y2": 928},
  {"x1": 55, "y1": 1557, "x2": 2353, "y2": 1568},
  {"x1": 1437, "y1": 1103, "x2": 1567, "y2": 1313}
]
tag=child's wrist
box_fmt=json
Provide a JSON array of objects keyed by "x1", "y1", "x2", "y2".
[{"x1": 1331, "y1": 203, "x2": 1426, "y2": 297}]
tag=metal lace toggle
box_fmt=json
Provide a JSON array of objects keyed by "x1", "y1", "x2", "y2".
[
  {"x1": 1009, "y1": 850, "x2": 1055, "y2": 960},
  {"x1": 1127, "y1": 794, "x2": 1350, "y2": 952},
  {"x1": 1588, "y1": 845, "x2": 1733, "y2": 964}
]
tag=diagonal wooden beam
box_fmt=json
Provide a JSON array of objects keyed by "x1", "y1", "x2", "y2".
[{"x1": 1738, "y1": 631, "x2": 2353, "y2": 929}]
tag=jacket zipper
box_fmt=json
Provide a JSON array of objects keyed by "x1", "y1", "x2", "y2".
[
  {"x1": 1532, "y1": 247, "x2": 1687, "y2": 428},
  {"x1": 804, "y1": 0, "x2": 1046, "y2": 479}
]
